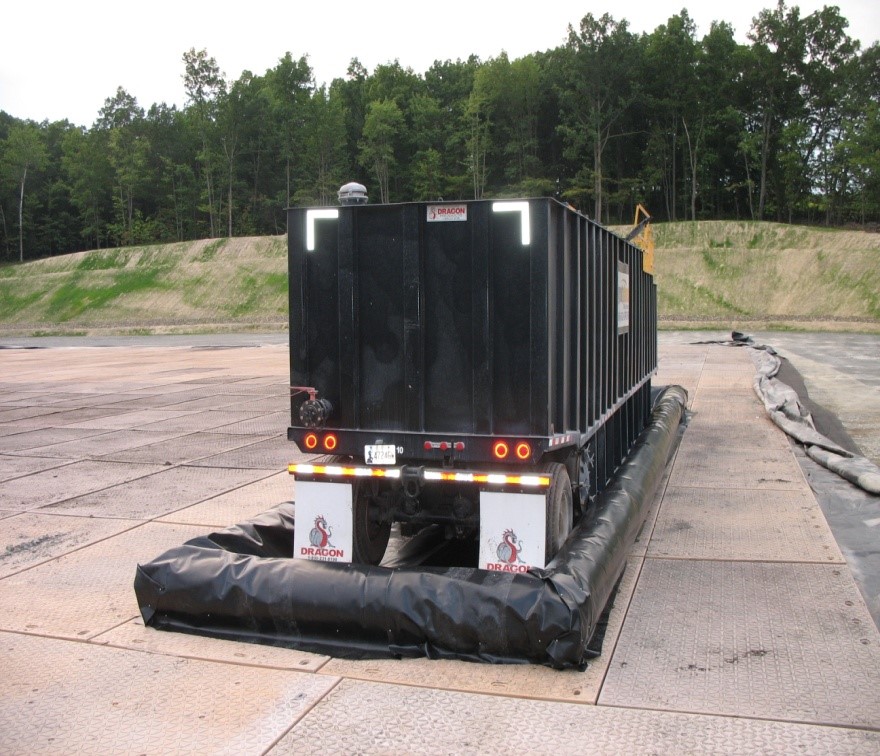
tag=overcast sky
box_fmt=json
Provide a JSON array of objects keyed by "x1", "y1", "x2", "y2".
[{"x1": 3, "y1": 0, "x2": 878, "y2": 128}]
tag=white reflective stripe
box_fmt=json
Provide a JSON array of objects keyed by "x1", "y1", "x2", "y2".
[
  {"x1": 306, "y1": 208, "x2": 339, "y2": 251},
  {"x1": 289, "y1": 464, "x2": 547, "y2": 486},
  {"x1": 492, "y1": 201, "x2": 530, "y2": 245},
  {"x1": 519, "y1": 476, "x2": 542, "y2": 487}
]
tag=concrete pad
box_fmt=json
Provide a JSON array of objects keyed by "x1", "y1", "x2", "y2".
[
  {"x1": 150, "y1": 367, "x2": 227, "y2": 378},
  {"x1": 211, "y1": 411, "x2": 290, "y2": 435},
  {"x1": 12, "y1": 429, "x2": 188, "y2": 460},
  {"x1": 703, "y1": 347, "x2": 754, "y2": 364},
  {"x1": 158, "y1": 472, "x2": 294, "y2": 527},
  {"x1": 0, "y1": 460, "x2": 167, "y2": 512},
  {"x1": 0, "y1": 454, "x2": 73, "y2": 482},
  {"x1": 128, "y1": 409, "x2": 265, "y2": 433},
  {"x1": 0, "y1": 390, "x2": 50, "y2": 403},
  {"x1": 97, "y1": 617, "x2": 330, "y2": 672},
  {"x1": 647, "y1": 486, "x2": 845, "y2": 563},
  {"x1": 0, "y1": 632, "x2": 338, "y2": 755},
  {"x1": 62, "y1": 408, "x2": 202, "y2": 431},
  {"x1": 599, "y1": 558, "x2": 880, "y2": 728},
  {"x1": 654, "y1": 370, "x2": 702, "y2": 383},
  {"x1": 0, "y1": 512, "x2": 141, "y2": 577},
  {"x1": 272, "y1": 678, "x2": 880, "y2": 755},
  {"x1": 7, "y1": 406, "x2": 135, "y2": 429},
  {"x1": 187, "y1": 437, "x2": 305, "y2": 470},
  {"x1": 100, "y1": 387, "x2": 234, "y2": 409},
  {"x1": 154, "y1": 394, "x2": 256, "y2": 411},
  {"x1": 320, "y1": 558, "x2": 643, "y2": 705},
  {"x1": 680, "y1": 412, "x2": 792, "y2": 452},
  {"x1": 0, "y1": 522, "x2": 205, "y2": 638},
  {"x1": 0, "y1": 406, "x2": 66, "y2": 423},
  {"x1": 0, "y1": 426, "x2": 112, "y2": 453},
  {"x1": 654, "y1": 374, "x2": 702, "y2": 396},
  {"x1": 231, "y1": 396, "x2": 290, "y2": 413},
  {"x1": 629, "y1": 469, "x2": 674, "y2": 558},
  {"x1": 696, "y1": 369, "x2": 757, "y2": 390},
  {"x1": 96, "y1": 432, "x2": 273, "y2": 465},
  {"x1": 55, "y1": 392, "x2": 160, "y2": 408},
  {"x1": 669, "y1": 446, "x2": 808, "y2": 491},
  {"x1": 690, "y1": 393, "x2": 766, "y2": 418},
  {"x1": 40, "y1": 465, "x2": 274, "y2": 520}
]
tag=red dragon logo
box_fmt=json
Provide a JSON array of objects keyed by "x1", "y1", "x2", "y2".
[
  {"x1": 308, "y1": 515, "x2": 334, "y2": 548},
  {"x1": 495, "y1": 529, "x2": 525, "y2": 564}
]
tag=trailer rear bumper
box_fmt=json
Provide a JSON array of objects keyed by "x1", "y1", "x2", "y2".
[{"x1": 290, "y1": 463, "x2": 554, "y2": 568}]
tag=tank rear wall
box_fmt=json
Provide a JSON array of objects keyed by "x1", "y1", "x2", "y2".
[{"x1": 288, "y1": 199, "x2": 656, "y2": 440}]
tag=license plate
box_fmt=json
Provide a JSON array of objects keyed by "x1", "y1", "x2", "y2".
[{"x1": 364, "y1": 444, "x2": 396, "y2": 465}]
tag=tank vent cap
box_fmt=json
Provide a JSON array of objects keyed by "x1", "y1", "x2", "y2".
[{"x1": 338, "y1": 182, "x2": 368, "y2": 205}]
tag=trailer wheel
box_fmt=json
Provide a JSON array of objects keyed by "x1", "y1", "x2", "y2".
[
  {"x1": 352, "y1": 479, "x2": 391, "y2": 565},
  {"x1": 543, "y1": 462, "x2": 574, "y2": 562}
]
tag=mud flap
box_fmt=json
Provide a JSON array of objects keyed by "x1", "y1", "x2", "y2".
[
  {"x1": 479, "y1": 491, "x2": 547, "y2": 571},
  {"x1": 292, "y1": 480, "x2": 353, "y2": 563}
]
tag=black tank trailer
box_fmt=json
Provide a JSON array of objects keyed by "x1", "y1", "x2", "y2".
[{"x1": 287, "y1": 189, "x2": 657, "y2": 570}]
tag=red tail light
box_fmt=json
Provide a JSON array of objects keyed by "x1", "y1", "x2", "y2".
[
  {"x1": 492, "y1": 441, "x2": 509, "y2": 459},
  {"x1": 304, "y1": 433, "x2": 318, "y2": 450},
  {"x1": 323, "y1": 433, "x2": 338, "y2": 451},
  {"x1": 515, "y1": 442, "x2": 532, "y2": 460}
]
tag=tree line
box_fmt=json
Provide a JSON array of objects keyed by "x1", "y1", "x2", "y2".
[{"x1": 1, "y1": 2, "x2": 878, "y2": 263}]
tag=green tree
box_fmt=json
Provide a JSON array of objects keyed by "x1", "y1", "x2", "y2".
[
  {"x1": 183, "y1": 48, "x2": 226, "y2": 237},
  {"x1": 463, "y1": 85, "x2": 491, "y2": 199},
  {"x1": 642, "y1": 11, "x2": 700, "y2": 220},
  {"x1": 559, "y1": 13, "x2": 639, "y2": 221},
  {"x1": 295, "y1": 85, "x2": 348, "y2": 205},
  {"x1": 800, "y1": 5, "x2": 860, "y2": 223},
  {"x1": 359, "y1": 99, "x2": 404, "y2": 203},
  {"x1": 97, "y1": 87, "x2": 149, "y2": 243},
  {"x1": 144, "y1": 102, "x2": 199, "y2": 242},
  {"x1": 746, "y1": 1, "x2": 807, "y2": 219},
  {"x1": 62, "y1": 126, "x2": 113, "y2": 248},
  {"x1": 264, "y1": 53, "x2": 314, "y2": 208},
  {"x1": 2, "y1": 123, "x2": 47, "y2": 262}
]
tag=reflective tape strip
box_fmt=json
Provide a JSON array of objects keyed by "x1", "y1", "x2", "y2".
[
  {"x1": 293, "y1": 464, "x2": 551, "y2": 488},
  {"x1": 305, "y1": 208, "x2": 339, "y2": 251},
  {"x1": 288, "y1": 464, "x2": 401, "y2": 479}
]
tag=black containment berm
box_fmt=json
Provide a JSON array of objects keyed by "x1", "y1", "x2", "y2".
[
  {"x1": 135, "y1": 195, "x2": 682, "y2": 668},
  {"x1": 134, "y1": 386, "x2": 686, "y2": 669}
]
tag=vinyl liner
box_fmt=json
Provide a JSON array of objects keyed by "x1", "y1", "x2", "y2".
[{"x1": 134, "y1": 385, "x2": 687, "y2": 670}]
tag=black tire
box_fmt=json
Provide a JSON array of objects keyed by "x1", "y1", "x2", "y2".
[
  {"x1": 543, "y1": 462, "x2": 574, "y2": 563},
  {"x1": 351, "y1": 478, "x2": 391, "y2": 565}
]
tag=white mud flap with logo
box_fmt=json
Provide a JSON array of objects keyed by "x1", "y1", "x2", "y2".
[
  {"x1": 293, "y1": 480, "x2": 353, "y2": 563},
  {"x1": 479, "y1": 491, "x2": 547, "y2": 571}
]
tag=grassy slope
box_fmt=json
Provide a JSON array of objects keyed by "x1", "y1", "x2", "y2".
[
  {"x1": 0, "y1": 236, "x2": 289, "y2": 335},
  {"x1": 0, "y1": 221, "x2": 878, "y2": 336},
  {"x1": 650, "y1": 222, "x2": 880, "y2": 329}
]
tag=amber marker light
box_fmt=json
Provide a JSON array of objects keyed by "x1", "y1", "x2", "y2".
[
  {"x1": 492, "y1": 440, "x2": 509, "y2": 459},
  {"x1": 323, "y1": 433, "x2": 338, "y2": 451},
  {"x1": 304, "y1": 433, "x2": 318, "y2": 450},
  {"x1": 515, "y1": 442, "x2": 532, "y2": 460}
]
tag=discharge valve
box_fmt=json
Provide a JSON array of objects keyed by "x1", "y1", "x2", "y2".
[{"x1": 298, "y1": 396, "x2": 334, "y2": 428}]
